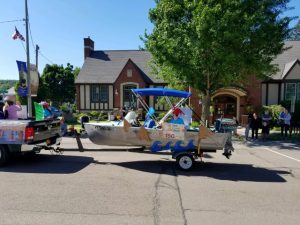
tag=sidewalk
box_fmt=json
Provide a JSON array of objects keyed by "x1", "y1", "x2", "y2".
[
  {"x1": 236, "y1": 126, "x2": 283, "y2": 141},
  {"x1": 234, "y1": 126, "x2": 300, "y2": 149}
]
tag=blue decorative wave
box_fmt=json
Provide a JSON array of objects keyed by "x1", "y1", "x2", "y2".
[{"x1": 150, "y1": 139, "x2": 196, "y2": 152}]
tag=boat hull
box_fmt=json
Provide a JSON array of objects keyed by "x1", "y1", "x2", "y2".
[{"x1": 85, "y1": 122, "x2": 229, "y2": 151}]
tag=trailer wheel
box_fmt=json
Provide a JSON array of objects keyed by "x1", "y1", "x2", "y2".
[
  {"x1": 0, "y1": 145, "x2": 9, "y2": 166},
  {"x1": 176, "y1": 154, "x2": 194, "y2": 171}
]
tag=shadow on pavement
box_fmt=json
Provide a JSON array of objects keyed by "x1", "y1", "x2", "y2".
[
  {"x1": 242, "y1": 140, "x2": 300, "y2": 151},
  {"x1": 93, "y1": 160, "x2": 288, "y2": 183},
  {"x1": 0, "y1": 154, "x2": 93, "y2": 174}
]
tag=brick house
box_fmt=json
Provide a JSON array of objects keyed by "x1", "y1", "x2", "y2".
[
  {"x1": 75, "y1": 37, "x2": 168, "y2": 114},
  {"x1": 75, "y1": 37, "x2": 300, "y2": 124}
]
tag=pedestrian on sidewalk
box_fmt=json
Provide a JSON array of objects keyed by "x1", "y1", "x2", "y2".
[
  {"x1": 261, "y1": 110, "x2": 272, "y2": 140},
  {"x1": 250, "y1": 113, "x2": 260, "y2": 140},
  {"x1": 245, "y1": 112, "x2": 253, "y2": 140},
  {"x1": 280, "y1": 108, "x2": 291, "y2": 139},
  {"x1": 279, "y1": 107, "x2": 285, "y2": 135}
]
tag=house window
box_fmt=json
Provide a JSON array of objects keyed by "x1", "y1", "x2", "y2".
[
  {"x1": 91, "y1": 85, "x2": 109, "y2": 103},
  {"x1": 100, "y1": 85, "x2": 109, "y2": 102},
  {"x1": 91, "y1": 85, "x2": 99, "y2": 102},
  {"x1": 297, "y1": 83, "x2": 300, "y2": 100},
  {"x1": 285, "y1": 83, "x2": 297, "y2": 100},
  {"x1": 127, "y1": 69, "x2": 132, "y2": 77}
]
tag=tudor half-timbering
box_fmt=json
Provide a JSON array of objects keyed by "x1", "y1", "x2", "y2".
[{"x1": 262, "y1": 41, "x2": 300, "y2": 106}]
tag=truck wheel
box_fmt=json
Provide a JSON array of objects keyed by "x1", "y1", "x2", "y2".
[
  {"x1": 0, "y1": 145, "x2": 9, "y2": 166},
  {"x1": 176, "y1": 154, "x2": 194, "y2": 171}
]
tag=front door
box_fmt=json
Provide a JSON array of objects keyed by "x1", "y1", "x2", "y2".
[
  {"x1": 123, "y1": 84, "x2": 137, "y2": 108},
  {"x1": 214, "y1": 95, "x2": 237, "y2": 119}
]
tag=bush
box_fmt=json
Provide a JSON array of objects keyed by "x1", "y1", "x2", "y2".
[
  {"x1": 156, "y1": 112, "x2": 166, "y2": 121},
  {"x1": 191, "y1": 121, "x2": 200, "y2": 128},
  {"x1": 260, "y1": 104, "x2": 286, "y2": 127},
  {"x1": 88, "y1": 111, "x2": 101, "y2": 120}
]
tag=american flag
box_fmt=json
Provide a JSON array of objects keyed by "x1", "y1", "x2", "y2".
[{"x1": 12, "y1": 27, "x2": 25, "y2": 41}]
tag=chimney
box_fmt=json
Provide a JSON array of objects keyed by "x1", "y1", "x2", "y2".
[{"x1": 84, "y1": 36, "x2": 94, "y2": 59}]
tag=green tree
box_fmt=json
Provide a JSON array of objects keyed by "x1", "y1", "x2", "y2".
[
  {"x1": 144, "y1": 0, "x2": 292, "y2": 123},
  {"x1": 0, "y1": 80, "x2": 17, "y2": 95},
  {"x1": 288, "y1": 19, "x2": 300, "y2": 40},
  {"x1": 39, "y1": 63, "x2": 76, "y2": 106}
]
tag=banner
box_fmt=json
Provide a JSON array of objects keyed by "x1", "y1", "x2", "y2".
[
  {"x1": 29, "y1": 64, "x2": 39, "y2": 96},
  {"x1": 16, "y1": 60, "x2": 28, "y2": 97},
  {"x1": 162, "y1": 123, "x2": 185, "y2": 140},
  {"x1": 16, "y1": 61, "x2": 39, "y2": 97}
]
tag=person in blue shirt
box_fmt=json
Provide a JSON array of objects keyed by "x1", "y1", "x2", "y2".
[
  {"x1": 144, "y1": 107, "x2": 156, "y2": 128},
  {"x1": 60, "y1": 117, "x2": 68, "y2": 136}
]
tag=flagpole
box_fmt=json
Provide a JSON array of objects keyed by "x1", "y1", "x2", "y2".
[{"x1": 25, "y1": 0, "x2": 32, "y2": 117}]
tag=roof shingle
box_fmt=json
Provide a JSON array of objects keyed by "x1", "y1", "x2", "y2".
[{"x1": 75, "y1": 50, "x2": 164, "y2": 84}]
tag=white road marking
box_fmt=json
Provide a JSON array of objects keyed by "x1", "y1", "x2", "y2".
[{"x1": 263, "y1": 147, "x2": 300, "y2": 163}]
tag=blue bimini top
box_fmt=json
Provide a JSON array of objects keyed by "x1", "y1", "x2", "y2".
[{"x1": 132, "y1": 88, "x2": 192, "y2": 98}]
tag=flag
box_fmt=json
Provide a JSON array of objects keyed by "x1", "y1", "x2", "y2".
[
  {"x1": 34, "y1": 102, "x2": 44, "y2": 121},
  {"x1": 12, "y1": 27, "x2": 25, "y2": 41}
]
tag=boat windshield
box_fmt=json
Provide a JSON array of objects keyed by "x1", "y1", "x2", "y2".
[{"x1": 131, "y1": 88, "x2": 192, "y2": 126}]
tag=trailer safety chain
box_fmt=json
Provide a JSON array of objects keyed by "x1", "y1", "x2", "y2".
[{"x1": 49, "y1": 147, "x2": 64, "y2": 155}]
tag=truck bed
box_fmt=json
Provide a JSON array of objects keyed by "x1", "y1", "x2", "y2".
[{"x1": 0, "y1": 119, "x2": 61, "y2": 145}]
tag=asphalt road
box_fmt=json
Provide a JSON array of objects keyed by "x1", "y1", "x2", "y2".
[{"x1": 0, "y1": 137, "x2": 300, "y2": 225}]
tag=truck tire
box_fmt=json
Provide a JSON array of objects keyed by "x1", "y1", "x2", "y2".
[
  {"x1": 176, "y1": 154, "x2": 194, "y2": 171},
  {"x1": 0, "y1": 145, "x2": 9, "y2": 166}
]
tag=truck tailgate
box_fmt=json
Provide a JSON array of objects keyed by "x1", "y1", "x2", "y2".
[{"x1": 27, "y1": 119, "x2": 61, "y2": 144}]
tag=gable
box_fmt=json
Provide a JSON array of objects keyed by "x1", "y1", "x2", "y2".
[
  {"x1": 284, "y1": 61, "x2": 300, "y2": 80},
  {"x1": 75, "y1": 50, "x2": 164, "y2": 84},
  {"x1": 114, "y1": 59, "x2": 147, "y2": 86},
  {"x1": 271, "y1": 41, "x2": 300, "y2": 80}
]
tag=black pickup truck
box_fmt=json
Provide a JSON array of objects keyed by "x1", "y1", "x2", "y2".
[{"x1": 0, "y1": 119, "x2": 62, "y2": 166}]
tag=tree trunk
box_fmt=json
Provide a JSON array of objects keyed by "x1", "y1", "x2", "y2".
[{"x1": 201, "y1": 93, "x2": 211, "y2": 127}]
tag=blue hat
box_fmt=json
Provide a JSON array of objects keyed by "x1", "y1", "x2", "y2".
[{"x1": 146, "y1": 107, "x2": 155, "y2": 117}]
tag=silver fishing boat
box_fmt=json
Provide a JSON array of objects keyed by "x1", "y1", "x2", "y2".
[{"x1": 85, "y1": 88, "x2": 233, "y2": 170}]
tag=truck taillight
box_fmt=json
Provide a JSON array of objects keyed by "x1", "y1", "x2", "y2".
[{"x1": 25, "y1": 127, "x2": 34, "y2": 141}]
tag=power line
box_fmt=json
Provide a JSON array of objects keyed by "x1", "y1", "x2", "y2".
[
  {"x1": 39, "y1": 50, "x2": 55, "y2": 64},
  {"x1": 28, "y1": 22, "x2": 35, "y2": 51},
  {"x1": 28, "y1": 21, "x2": 55, "y2": 65},
  {"x1": 0, "y1": 18, "x2": 24, "y2": 24},
  {"x1": 20, "y1": 39, "x2": 27, "y2": 54}
]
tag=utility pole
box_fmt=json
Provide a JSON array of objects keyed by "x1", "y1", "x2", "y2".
[
  {"x1": 36, "y1": 44, "x2": 39, "y2": 71},
  {"x1": 25, "y1": 0, "x2": 32, "y2": 117}
]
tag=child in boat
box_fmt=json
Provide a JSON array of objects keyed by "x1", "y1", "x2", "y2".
[{"x1": 144, "y1": 107, "x2": 156, "y2": 128}]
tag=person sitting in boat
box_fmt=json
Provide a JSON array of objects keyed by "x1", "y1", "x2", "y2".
[
  {"x1": 169, "y1": 107, "x2": 185, "y2": 125},
  {"x1": 144, "y1": 107, "x2": 156, "y2": 129},
  {"x1": 124, "y1": 108, "x2": 140, "y2": 127}
]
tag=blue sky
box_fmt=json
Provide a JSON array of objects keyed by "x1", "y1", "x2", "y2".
[{"x1": 0, "y1": 0, "x2": 299, "y2": 80}]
